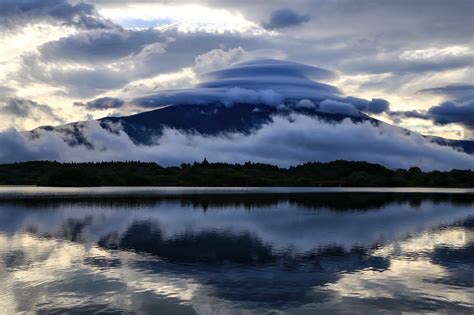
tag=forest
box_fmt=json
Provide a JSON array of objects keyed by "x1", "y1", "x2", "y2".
[{"x1": 0, "y1": 160, "x2": 473, "y2": 187}]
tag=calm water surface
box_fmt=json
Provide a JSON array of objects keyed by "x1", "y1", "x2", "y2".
[{"x1": 0, "y1": 187, "x2": 473, "y2": 314}]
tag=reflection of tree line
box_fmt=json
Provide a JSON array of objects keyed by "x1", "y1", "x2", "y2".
[{"x1": 5, "y1": 192, "x2": 474, "y2": 211}]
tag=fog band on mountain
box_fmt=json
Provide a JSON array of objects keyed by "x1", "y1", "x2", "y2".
[{"x1": 1, "y1": 114, "x2": 473, "y2": 171}]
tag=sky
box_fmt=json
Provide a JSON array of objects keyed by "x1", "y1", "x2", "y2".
[{"x1": 0, "y1": 0, "x2": 473, "y2": 141}]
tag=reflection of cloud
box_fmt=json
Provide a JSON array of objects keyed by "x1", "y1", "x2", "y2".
[
  {"x1": 322, "y1": 228, "x2": 474, "y2": 313},
  {"x1": 1, "y1": 197, "x2": 473, "y2": 254},
  {"x1": 0, "y1": 233, "x2": 198, "y2": 313},
  {"x1": 1, "y1": 197, "x2": 473, "y2": 313}
]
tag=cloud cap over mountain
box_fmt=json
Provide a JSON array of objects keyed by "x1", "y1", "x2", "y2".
[{"x1": 133, "y1": 59, "x2": 389, "y2": 115}]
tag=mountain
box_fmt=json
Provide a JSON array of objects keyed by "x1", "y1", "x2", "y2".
[{"x1": 33, "y1": 103, "x2": 474, "y2": 154}]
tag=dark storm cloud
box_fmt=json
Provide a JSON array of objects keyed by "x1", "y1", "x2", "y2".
[
  {"x1": 0, "y1": 0, "x2": 114, "y2": 30},
  {"x1": 74, "y1": 97, "x2": 125, "y2": 110},
  {"x1": 262, "y1": 8, "x2": 310, "y2": 30}
]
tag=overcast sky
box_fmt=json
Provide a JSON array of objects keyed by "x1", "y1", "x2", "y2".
[{"x1": 1, "y1": 0, "x2": 473, "y2": 139}]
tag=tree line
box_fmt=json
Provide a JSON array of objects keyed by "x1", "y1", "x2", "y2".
[{"x1": 0, "y1": 160, "x2": 472, "y2": 187}]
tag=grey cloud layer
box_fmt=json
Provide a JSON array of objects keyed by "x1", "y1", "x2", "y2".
[
  {"x1": 18, "y1": 28, "x2": 269, "y2": 98},
  {"x1": 428, "y1": 101, "x2": 474, "y2": 129},
  {"x1": 2, "y1": 0, "x2": 473, "y2": 141},
  {"x1": 390, "y1": 84, "x2": 474, "y2": 130},
  {"x1": 13, "y1": 0, "x2": 472, "y2": 100},
  {"x1": 74, "y1": 97, "x2": 125, "y2": 110},
  {"x1": 262, "y1": 8, "x2": 310, "y2": 30},
  {"x1": 5, "y1": 0, "x2": 472, "y2": 117},
  {"x1": 0, "y1": 0, "x2": 114, "y2": 30},
  {"x1": 0, "y1": 98, "x2": 64, "y2": 127}
]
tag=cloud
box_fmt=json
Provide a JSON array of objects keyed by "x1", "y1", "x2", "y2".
[
  {"x1": 402, "y1": 84, "x2": 474, "y2": 130},
  {"x1": 428, "y1": 100, "x2": 474, "y2": 129},
  {"x1": 388, "y1": 110, "x2": 428, "y2": 122},
  {"x1": 419, "y1": 84, "x2": 474, "y2": 99},
  {"x1": 133, "y1": 59, "x2": 393, "y2": 118},
  {"x1": 37, "y1": 28, "x2": 165, "y2": 63},
  {"x1": 135, "y1": 59, "x2": 341, "y2": 107},
  {"x1": 318, "y1": 100, "x2": 360, "y2": 116},
  {"x1": 15, "y1": 28, "x2": 273, "y2": 98},
  {"x1": 0, "y1": 0, "x2": 114, "y2": 30},
  {"x1": 1, "y1": 0, "x2": 472, "y2": 141},
  {"x1": 194, "y1": 47, "x2": 286, "y2": 74},
  {"x1": 343, "y1": 97, "x2": 390, "y2": 114},
  {"x1": 1, "y1": 115, "x2": 473, "y2": 171},
  {"x1": 419, "y1": 84, "x2": 474, "y2": 105},
  {"x1": 295, "y1": 99, "x2": 316, "y2": 109},
  {"x1": 0, "y1": 98, "x2": 64, "y2": 130},
  {"x1": 388, "y1": 102, "x2": 474, "y2": 131},
  {"x1": 366, "y1": 98, "x2": 390, "y2": 114},
  {"x1": 74, "y1": 97, "x2": 125, "y2": 110},
  {"x1": 387, "y1": 84, "x2": 474, "y2": 131},
  {"x1": 262, "y1": 8, "x2": 310, "y2": 30}
]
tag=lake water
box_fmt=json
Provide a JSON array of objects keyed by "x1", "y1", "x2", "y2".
[{"x1": 0, "y1": 187, "x2": 473, "y2": 314}]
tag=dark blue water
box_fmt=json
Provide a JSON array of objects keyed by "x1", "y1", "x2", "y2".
[{"x1": 0, "y1": 188, "x2": 473, "y2": 314}]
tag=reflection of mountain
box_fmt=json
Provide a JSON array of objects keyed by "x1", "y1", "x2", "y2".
[
  {"x1": 99, "y1": 221, "x2": 276, "y2": 265},
  {"x1": 98, "y1": 220, "x2": 391, "y2": 307}
]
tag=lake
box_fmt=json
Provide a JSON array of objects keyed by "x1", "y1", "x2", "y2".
[{"x1": 0, "y1": 187, "x2": 473, "y2": 314}]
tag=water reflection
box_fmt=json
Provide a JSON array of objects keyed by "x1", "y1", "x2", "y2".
[{"x1": 0, "y1": 192, "x2": 473, "y2": 314}]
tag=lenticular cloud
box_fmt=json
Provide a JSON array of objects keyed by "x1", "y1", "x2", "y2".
[{"x1": 135, "y1": 59, "x2": 341, "y2": 108}]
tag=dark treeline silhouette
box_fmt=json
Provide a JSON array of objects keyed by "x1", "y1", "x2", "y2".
[{"x1": 0, "y1": 160, "x2": 473, "y2": 187}]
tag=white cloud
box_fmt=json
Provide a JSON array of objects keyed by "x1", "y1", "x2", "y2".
[
  {"x1": 98, "y1": 3, "x2": 265, "y2": 34},
  {"x1": 318, "y1": 99, "x2": 360, "y2": 116}
]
